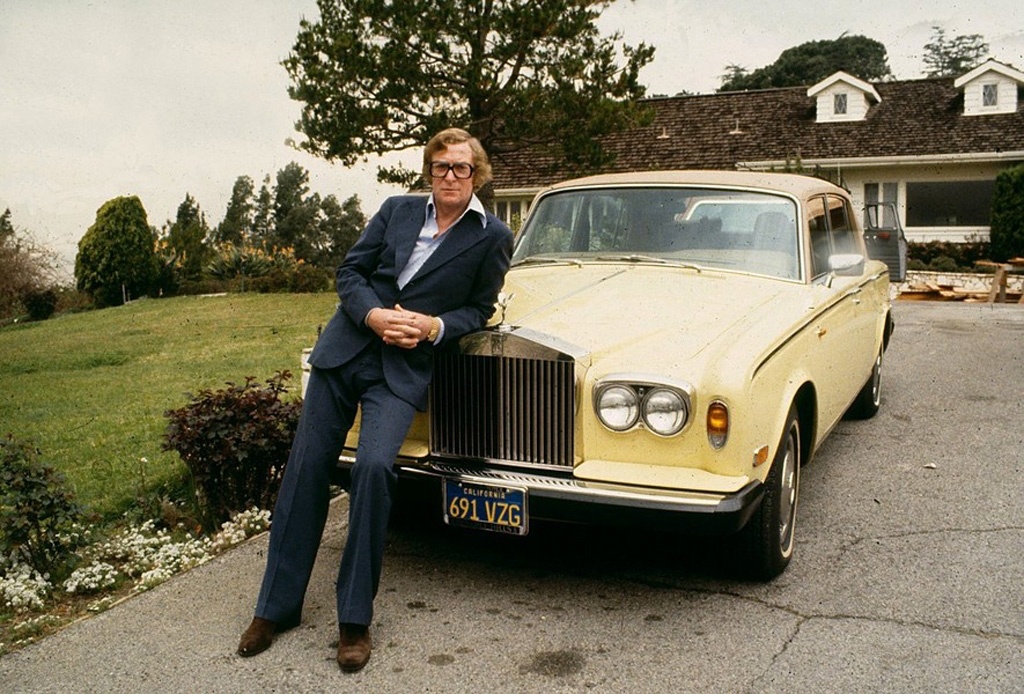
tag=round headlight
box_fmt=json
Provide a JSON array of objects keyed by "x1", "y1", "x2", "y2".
[
  {"x1": 642, "y1": 388, "x2": 688, "y2": 436},
  {"x1": 597, "y1": 384, "x2": 639, "y2": 431}
]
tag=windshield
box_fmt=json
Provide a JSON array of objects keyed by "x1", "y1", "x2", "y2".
[{"x1": 513, "y1": 187, "x2": 801, "y2": 280}]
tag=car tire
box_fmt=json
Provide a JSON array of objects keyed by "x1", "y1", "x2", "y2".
[
  {"x1": 740, "y1": 405, "x2": 800, "y2": 581},
  {"x1": 847, "y1": 347, "x2": 882, "y2": 420}
]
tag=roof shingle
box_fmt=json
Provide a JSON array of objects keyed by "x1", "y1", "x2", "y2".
[{"x1": 491, "y1": 78, "x2": 1024, "y2": 191}]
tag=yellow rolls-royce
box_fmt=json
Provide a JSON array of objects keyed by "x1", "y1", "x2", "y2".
[{"x1": 335, "y1": 170, "x2": 894, "y2": 580}]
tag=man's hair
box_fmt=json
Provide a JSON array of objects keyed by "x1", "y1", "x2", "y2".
[{"x1": 422, "y1": 127, "x2": 493, "y2": 190}]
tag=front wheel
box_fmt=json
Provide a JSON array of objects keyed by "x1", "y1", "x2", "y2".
[{"x1": 739, "y1": 405, "x2": 801, "y2": 581}]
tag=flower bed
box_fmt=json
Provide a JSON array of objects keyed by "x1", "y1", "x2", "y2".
[{"x1": 1, "y1": 508, "x2": 271, "y2": 654}]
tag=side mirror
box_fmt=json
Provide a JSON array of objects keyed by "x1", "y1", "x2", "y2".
[{"x1": 829, "y1": 253, "x2": 865, "y2": 277}]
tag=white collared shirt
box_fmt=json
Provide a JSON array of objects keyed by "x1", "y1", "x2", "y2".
[{"x1": 397, "y1": 194, "x2": 487, "y2": 289}]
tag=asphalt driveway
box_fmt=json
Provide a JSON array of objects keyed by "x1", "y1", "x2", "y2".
[{"x1": 1, "y1": 300, "x2": 1021, "y2": 693}]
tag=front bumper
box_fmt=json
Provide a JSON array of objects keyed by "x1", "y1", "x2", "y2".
[{"x1": 334, "y1": 453, "x2": 765, "y2": 535}]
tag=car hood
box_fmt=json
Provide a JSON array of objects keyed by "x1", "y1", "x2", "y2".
[{"x1": 497, "y1": 263, "x2": 805, "y2": 369}]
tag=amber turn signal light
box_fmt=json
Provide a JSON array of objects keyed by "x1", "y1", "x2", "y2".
[{"x1": 707, "y1": 400, "x2": 729, "y2": 449}]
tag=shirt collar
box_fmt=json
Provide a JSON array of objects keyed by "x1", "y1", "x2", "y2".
[{"x1": 426, "y1": 194, "x2": 488, "y2": 229}]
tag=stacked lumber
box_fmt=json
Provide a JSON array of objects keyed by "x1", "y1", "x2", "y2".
[
  {"x1": 976, "y1": 260, "x2": 1024, "y2": 304},
  {"x1": 898, "y1": 281, "x2": 975, "y2": 301},
  {"x1": 898, "y1": 278, "x2": 1023, "y2": 303}
]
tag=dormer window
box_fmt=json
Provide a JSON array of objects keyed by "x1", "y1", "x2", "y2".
[
  {"x1": 954, "y1": 59, "x2": 1024, "y2": 116},
  {"x1": 807, "y1": 72, "x2": 881, "y2": 123},
  {"x1": 834, "y1": 93, "x2": 848, "y2": 115},
  {"x1": 982, "y1": 83, "x2": 998, "y2": 107}
]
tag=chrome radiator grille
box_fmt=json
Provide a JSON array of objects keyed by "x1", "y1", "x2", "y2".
[{"x1": 430, "y1": 350, "x2": 575, "y2": 468}]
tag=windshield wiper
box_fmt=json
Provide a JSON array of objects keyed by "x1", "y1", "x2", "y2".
[
  {"x1": 594, "y1": 254, "x2": 702, "y2": 272},
  {"x1": 511, "y1": 257, "x2": 583, "y2": 268}
]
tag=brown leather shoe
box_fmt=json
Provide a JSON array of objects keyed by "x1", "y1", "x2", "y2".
[
  {"x1": 337, "y1": 623, "x2": 372, "y2": 672},
  {"x1": 236, "y1": 614, "x2": 300, "y2": 657}
]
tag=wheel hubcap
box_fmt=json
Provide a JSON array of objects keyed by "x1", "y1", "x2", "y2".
[
  {"x1": 871, "y1": 352, "x2": 882, "y2": 406},
  {"x1": 778, "y1": 427, "x2": 798, "y2": 552}
]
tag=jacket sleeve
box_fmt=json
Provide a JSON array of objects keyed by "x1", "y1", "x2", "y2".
[{"x1": 334, "y1": 197, "x2": 399, "y2": 326}]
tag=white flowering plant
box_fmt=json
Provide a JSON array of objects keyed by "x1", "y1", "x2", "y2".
[{"x1": 1, "y1": 505, "x2": 272, "y2": 655}]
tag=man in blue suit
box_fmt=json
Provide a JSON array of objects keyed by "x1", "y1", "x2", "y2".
[{"x1": 237, "y1": 128, "x2": 514, "y2": 672}]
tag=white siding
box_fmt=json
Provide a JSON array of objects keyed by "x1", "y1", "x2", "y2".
[
  {"x1": 962, "y1": 76, "x2": 1018, "y2": 115},
  {"x1": 837, "y1": 161, "x2": 1004, "y2": 242},
  {"x1": 815, "y1": 84, "x2": 871, "y2": 122}
]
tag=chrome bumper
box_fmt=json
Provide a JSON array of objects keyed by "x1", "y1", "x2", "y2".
[{"x1": 336, "y1": 453, "x2": 765, "y2": 534}]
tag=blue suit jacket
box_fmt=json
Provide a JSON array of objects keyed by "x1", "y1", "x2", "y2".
[{"x1": 309, "y1": 195, "x2": 514, "y2": 410}]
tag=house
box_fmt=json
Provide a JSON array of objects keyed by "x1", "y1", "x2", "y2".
[{"x1": 491, "y1": 59, "x2": 1024, "y2": 243}]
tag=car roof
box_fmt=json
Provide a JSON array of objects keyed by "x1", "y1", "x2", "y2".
[{"x1": 540, "y1": 170, "x2": 849, "y2": 199}]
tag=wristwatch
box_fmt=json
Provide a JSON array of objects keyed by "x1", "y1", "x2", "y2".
[{"x1": 425, "y1": 317, "x2": 440, "y2": 342}]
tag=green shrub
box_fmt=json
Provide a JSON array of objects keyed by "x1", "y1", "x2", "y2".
[
  {"x1": 250, "y1": 265, "x2": 330, "y2": 293},
  {"x1": 989, "y1": 163, "x2": 1024, "y2": 262},
  {"x1": 54, "y1": 286, "x2": 94, "y2": 315},
  {"x1": 175, "y1": 278, "x2": 237, "y2": 296},
  {"x1": 21, "y1": 289, "x2": 58, "y2": 321},
  {"x1": 929, "y1": 255, "x2": 958, "y2": 272},
  {"x1": 0, "y1": 436, "x2": 85, "y2": 578},
  {"x1": 206, "y1": 242, "x2": 275, "y2": 282},
  {"x1": 906, "y1": 238, "x2": 991, "y2": 272},
  {"x1": 248, "y1": 268, "x2": 292, "y2": 293},
  {"x1": 288, "y1": 264, "x2": 330, "y2": 293},
  {"x1": 162, "y1": 372, "x2": 302, "y2": 529}
]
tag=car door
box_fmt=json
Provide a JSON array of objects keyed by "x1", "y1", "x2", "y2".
[{"x1": 805, "y1": 194, "x2": 877, "y2": 431}]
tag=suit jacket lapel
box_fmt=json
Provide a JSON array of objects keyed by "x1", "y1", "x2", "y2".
[
  {"x1": 392, "y1": 199, "x2": 427, "y2": 277},
  {"x1": 411, "y1": 214, "x2": 489, "y2": 281}
]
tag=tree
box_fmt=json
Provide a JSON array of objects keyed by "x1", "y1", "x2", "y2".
[
  {"x1": 272, "y1": 162, "x2": 316, "y2": 253},
  {"x1": 252, "y1": 175, "x2": 274, "y2": 246},
  {"x1": 283, "y1": 0, "x2": 654, "y2": 186},
  {"x1": 0, "y1": 209, "x2": 58, "y2": 321},
  {"x1": 308, "y1": 193, "x2": 366, "y2": 268},
  {"x1": 164, "y1": 193, "x2": 212, "y2": 281},
  {"x1": 0, "y1": 207, "x2": 13, "y2": 242},
  {"x1": 989, "y1": 164, "x2": 1024, "y2": 262},
  {"x1": 922, "y1": 26, "x2": 988, "y2": 77},
  {"x1": 719, "y1": 34, "x2": 892, "y2": 92},
  {"x1": 75, "y1": 196, "x2": 158, "y2": 307},
  {"x1": 214, "y1": 175, "x2": 256, "y2": 245}
]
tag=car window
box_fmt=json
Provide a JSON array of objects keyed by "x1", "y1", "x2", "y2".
[
  {"x1": 514, "y1": 187, "x2": 800, "y2": 279},
  {"x1": 808, "y1": 194, "x2": 861, "y2": 278},
  {"x1": 516, "y1": 193, "x2": 578, "y2": 254},
  {"x1": 827, "y1": 195, "x2": 859, "y2": 255},
  {"x1": 586, "y1": 195, "x2": 630, "y2": 251},
  {"x1": 807, "y1": 196, "x2": 831, "y2": 278}
]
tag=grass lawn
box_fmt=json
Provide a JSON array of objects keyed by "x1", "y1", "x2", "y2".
[{"x1": 0, "y1": 292, "x2": 338, "y2": 519}]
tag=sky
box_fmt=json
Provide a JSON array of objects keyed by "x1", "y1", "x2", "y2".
[{"x1": 2, "y1": 1, "x2": 1023, "y2": 280}]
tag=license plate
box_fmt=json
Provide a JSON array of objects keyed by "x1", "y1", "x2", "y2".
[{"x1": 443, "y1": 479, "x2": 528, "y2": 535}]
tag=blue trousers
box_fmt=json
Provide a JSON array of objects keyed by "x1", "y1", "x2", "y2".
[{"x1": 253, "y1": 345, "x2": 416, "y2": 626}]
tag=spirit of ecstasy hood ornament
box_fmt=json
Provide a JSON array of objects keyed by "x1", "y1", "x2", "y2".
[{"x1": 496, "y1": 292, "x2": 515, "y2": 332}]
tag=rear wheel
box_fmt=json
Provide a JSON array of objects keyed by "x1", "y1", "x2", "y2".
[
  {"x1": 847, "y1": 347, "x2": 882, "y2": 420},
  {"x1": 740, "y1": 405, "x2": 800, "y2": 581}
]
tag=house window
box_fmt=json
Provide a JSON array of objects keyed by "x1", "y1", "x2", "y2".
[
  {"x1": 982, "y1": 83, "x2": 998, "y2": 107},
  {"x1": 834, "y1": 93, "x2": 848, "y2": 115},
  {"x1": 492, "y1": 197, "x2": 532, "y2": 229},
  {"x1": 906, "y1": 180, "x2": 995, "y2": 227}
]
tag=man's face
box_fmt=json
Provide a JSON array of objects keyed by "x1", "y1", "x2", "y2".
[{"x1": 430, "y1": 142, "x2": 475, "y2": 213}]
